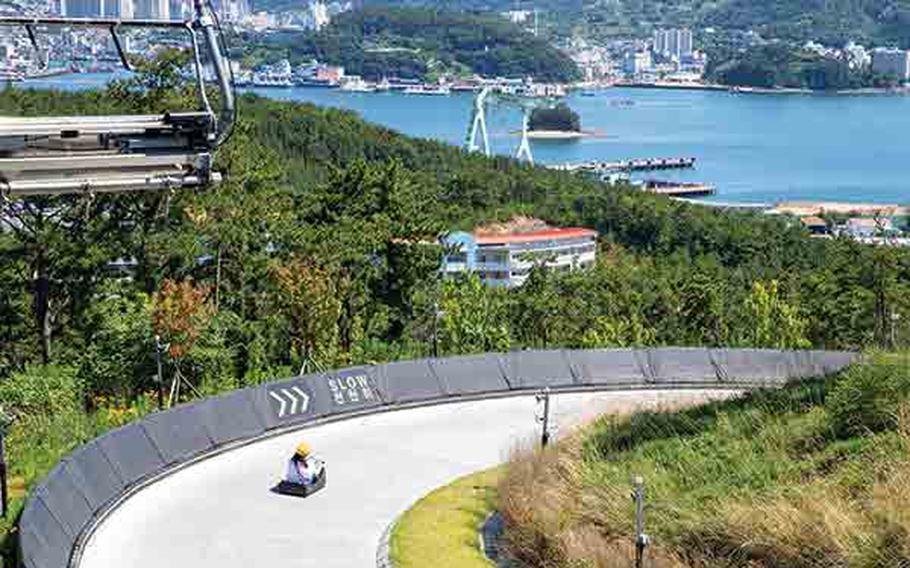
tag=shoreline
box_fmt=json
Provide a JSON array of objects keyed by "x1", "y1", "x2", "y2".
[
  {"x1": 611, "y1": 81, "x2": 910, "y2": 97},
  {"x1": 521, "y1": 129, "x2": 603, "y2": 139},
  {"x1": 525, "y1": 130, "x2": 583, "y2": 139}
]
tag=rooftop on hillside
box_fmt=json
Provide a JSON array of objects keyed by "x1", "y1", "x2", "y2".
[{"x1": 471, "y1": 216, "x2": 597, "y2": 245}]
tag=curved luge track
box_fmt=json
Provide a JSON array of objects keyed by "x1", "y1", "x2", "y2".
[
  {"x1": 79, "y1": 390, "x2": 733, "y2": 568},
  {"x1": 18, "y1": 349, "x2": 856, "y2": 568}
]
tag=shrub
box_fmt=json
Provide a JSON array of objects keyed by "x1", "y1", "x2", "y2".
[
  {"x1": 76, "y1": 285, "x2": 154, "y2": 397},
  {"x1": 828, "y1": 354, "x2": 910, "y2": 438},
  {"x1": 0, "y1": 365, "x2": 82, "y2": 420}
]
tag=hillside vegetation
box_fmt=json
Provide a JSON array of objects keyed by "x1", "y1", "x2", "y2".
[
  {"x1": 500, "y1": 352, "x2": 910, "y2": 567},
  {"x1": 584, "y1": 0, "x2": 910, "y2": 46},
  {"x1": 242, "y1": 6, "x2": 581, "y2": 81},
  {"x1": 250, "y1": 0, "x2": 910, "y2": 48}
]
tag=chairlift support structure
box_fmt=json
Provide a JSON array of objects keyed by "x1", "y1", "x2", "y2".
[
  {"x1": 0, "y1": 0, "x2": 235, "y2": 199},
  {"x1": 465, "y1": 85, "x2": 559, "y2": 166}
]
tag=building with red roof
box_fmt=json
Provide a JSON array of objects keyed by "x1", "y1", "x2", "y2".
[{"x1": 441, "y1": 218, "x2": 598, "y2": 287}]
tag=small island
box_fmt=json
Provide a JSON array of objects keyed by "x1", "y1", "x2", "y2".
[{"x1": 527, "y1": 103, "x2": 587, "y2": 139}]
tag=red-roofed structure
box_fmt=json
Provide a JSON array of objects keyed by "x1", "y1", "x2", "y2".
[
  {"x1": 474, "y1": 227, "x2": 599, "y2": 245},
  {"x1": 442, "y1": 218, "x2": 598, "y2": 287}
]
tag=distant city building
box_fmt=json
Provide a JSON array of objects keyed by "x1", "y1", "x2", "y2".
[
  {"x1": 311, "y1": 1, "x2": 330, "y2": 31},
  {"x1": 441, "y1": 218, "x2": 597, "y2": 288},
  {"x1": 843, "y1": 42, "x2": 870, "y2": 70},
  {"x1": 210, "y1": 0, "x2": 248, "y2": 22},
  {"x1": 60, "y1": 0, "x2": 118, "y2": 17},
  {"x1": 652, "y1": 28, "x2": 693, "y2": 61},
  {"x1": 844, "y1": 217, "x2": 896, "y2": 238},
  {"x1": 623, "y1": 51, "x2": 651, "y2": 76},
  {"x1": 247, "y1": 11, "x2": 273, "y2": 29},
  {"x1": 800, "y1": 216, "x2": 828, "y2": 236},
  {"x1": 315, "y1": 64, "x2": 344, "y2": 83},
  {"x1": 505, "y1": 9, "x2": 531, "y2": 24},
  {"x1": 871, "y1": 48, "x2": 910, "y2": 81}
]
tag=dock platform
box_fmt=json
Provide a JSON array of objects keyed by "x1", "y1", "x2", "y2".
[
  {"x1": 551, "y1": 156, "x2": 696, "y2": 174},
  {"x1": 639, "y1": 179, "x2": 714, "y2": 198}
]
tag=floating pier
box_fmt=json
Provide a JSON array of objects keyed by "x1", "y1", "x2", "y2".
[
  {"x1": 551, "y1": 156, "x2": 696, "y2": 174},
  {"x1": 638, "y1": 179, "x2": 714, "y2": 198}
]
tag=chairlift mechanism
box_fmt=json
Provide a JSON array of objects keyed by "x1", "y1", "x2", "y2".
[{"x1": 0, "y1": 1, "x2": 235, "y2": 198}]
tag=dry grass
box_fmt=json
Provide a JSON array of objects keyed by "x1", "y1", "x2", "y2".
[
  {"x1": 497, "y1": 361, "x2": 910, "y2": 568},
  {"x1": 499, "y1": 437, "x2": 687, "y2": 568}
]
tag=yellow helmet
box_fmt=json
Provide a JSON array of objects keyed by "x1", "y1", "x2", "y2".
[{"x1": 295, "y1": 442, "x2": 311, "y2": 458}]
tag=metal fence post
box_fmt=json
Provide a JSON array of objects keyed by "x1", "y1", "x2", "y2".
[
  {"x1": 633, "y1": 476, "x2": 649, "y2": 568},
  {"x1": 155, "y1": 335, "x2": 165, "y2": 410},
  {"x1": 0, "y1": 432, "x2": 7, "y2": 518},
  {"x1": 535, "y1": 387, "x2": 551, "y2": 447}
]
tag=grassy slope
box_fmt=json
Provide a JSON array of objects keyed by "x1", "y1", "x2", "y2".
[
  {"x1": 499, "y1": 352, "x2": 910, "y2": 567},
  {"x1": 390, "y1": 468, "x2": 500, "y2": 568}
]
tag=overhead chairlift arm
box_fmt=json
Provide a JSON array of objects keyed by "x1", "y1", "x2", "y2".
[{"x1": 0, "y1": 0, "x2": 235, "y2": 198}]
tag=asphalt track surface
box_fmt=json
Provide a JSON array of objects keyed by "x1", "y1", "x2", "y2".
[{"x1": 80, "y1": 389, "x2": 736, "y2": 568}]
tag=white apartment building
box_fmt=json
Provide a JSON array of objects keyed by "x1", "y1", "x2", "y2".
[
  {"x1": 441, "y1": 222, "x2": 597, "y2": 288},
  {"x1": 652, "y1": 28, "x2": 694, "y2": 61},
  {"x1": 623, "y1": 50, "x2": 652, "y2": 76},
  {"x1": 871, "y1": 48, "x2": 910, "y2": 81}
]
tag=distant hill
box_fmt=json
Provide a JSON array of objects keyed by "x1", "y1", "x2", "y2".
[
  {"x1": 582, "y1": 0, "x2": 910, "y2": 46},
  {"x1": 330, "y1": 0, "x2": 910, "y2": 47},
  {"x1": 242, "y1": 6, "x2": 581, "y2": 82}
]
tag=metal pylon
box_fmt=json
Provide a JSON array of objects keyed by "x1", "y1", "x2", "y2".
[
  {"x1": 466, "y1": 87, "x2": 491, "y2": 156},
  {"x1": 515, "y1": 109, "x2": 534, "y2": 165}
]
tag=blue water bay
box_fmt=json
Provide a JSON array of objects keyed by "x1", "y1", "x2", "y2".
[{"x1": 19, "y1": 73, "x2": 910, "y2": 204}]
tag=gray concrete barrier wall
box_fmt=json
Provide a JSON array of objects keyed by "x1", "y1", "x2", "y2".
[{"x1": 17, "y1": 348, "x2": 857, "y2": 568}]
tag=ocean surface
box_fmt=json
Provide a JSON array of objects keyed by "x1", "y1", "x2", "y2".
[{"x1": 15, "y1": 72, "x2": 910, "y2": 205}]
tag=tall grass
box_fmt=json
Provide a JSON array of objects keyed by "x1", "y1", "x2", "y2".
[{"x1": 498, "y1": 353, "x2": 910, "y2": 567}]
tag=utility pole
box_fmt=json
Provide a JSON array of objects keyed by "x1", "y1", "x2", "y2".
[
  {"x1": 633, "y1": 476, "x2": 650, "y2": 568},
  {"x1": 535, "y1": 387, "x2": 551, "y2": 447},
  {"x1": 155, "y1": 335, "x2": 165, "y2": 411}
]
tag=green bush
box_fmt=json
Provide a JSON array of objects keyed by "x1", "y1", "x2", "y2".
[
  {"x1": 827, "y1": 354, "x2": 910, "y2": 437},
  {"x1": 76, "y1": 285, "x2": 154, "y2": 397},
  {"x1": 0, "y1": 365, "x2": 83, "y2": 420}
]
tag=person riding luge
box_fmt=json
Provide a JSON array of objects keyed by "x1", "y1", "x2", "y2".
[{"x1": 277, "y1": 442, "x2": 326, "y2": 497}]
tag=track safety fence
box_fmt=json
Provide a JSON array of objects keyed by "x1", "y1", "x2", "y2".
[{"x1": 17, "y1": 348, "x2": 856, "y2": 568}]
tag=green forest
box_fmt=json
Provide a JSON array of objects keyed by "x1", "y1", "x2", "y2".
[
  {"x1": 703, "y1": 42, "x2": 901, "y2": 89},
  {"x1": 580, "y1": 0, "x2": 910, "y2": 46},
  {"x1": 241, "y1": 6, "x2": 581, "y2": 82},
  {"x1": 0, "y1": 54, "x2": 909, "y2": 556}
]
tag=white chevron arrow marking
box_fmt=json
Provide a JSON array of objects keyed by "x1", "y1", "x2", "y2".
[
  {"x1": 282, "y1": 389, "x2": 298, "y2": 415},
  {"x1": 270, "y1": 386, "x2": 311, "y2": 418},
  {"x1": 269, "y1": 391, "x2": 287, "y2": 417},
  {"x1": 291, "y1": 386, "x2": 310, "y2": 413}
]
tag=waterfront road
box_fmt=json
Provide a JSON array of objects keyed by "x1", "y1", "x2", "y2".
[{"x1": 80, "y1": 390, "x2": 735, "y2": 568}]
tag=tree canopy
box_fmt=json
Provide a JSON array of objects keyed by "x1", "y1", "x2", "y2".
[
  {"x1": 0, "y1": 57, "x2": 908, "y2": 404},
  {"x1": 528, "y1": 103, "x2": 581, "y2": 132}
]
